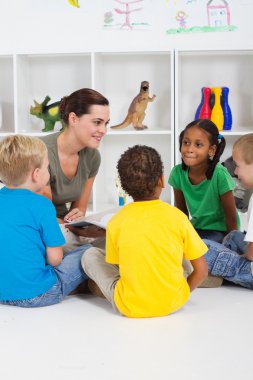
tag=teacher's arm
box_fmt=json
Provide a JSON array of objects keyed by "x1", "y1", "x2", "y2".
[{"x1": 64, "y1": 176, "x2": 96, "y2": 222}]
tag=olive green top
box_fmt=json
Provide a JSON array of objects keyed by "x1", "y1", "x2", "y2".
[{"x1": 41, "y1": 132, "x2": 101, "y2": 218}]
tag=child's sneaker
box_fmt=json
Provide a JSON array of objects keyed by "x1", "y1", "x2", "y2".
[
  {"x1": 88, "y1": 279, "x2": 105, "y2": 298},
  {"x1": 69, "y1": 279, "x2": 91, "y2": 295}
]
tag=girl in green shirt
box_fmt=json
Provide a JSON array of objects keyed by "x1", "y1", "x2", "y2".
[{"x1": 169, "y1": 119, "x2": 239, "y2": 243}]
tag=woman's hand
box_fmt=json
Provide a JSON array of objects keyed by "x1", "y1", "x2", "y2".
[
  {"x1": 68, "y1": 225, "x2": 106, "y2": 238},
  {"x1": 64, "y1": 208, "x2": 84, "y2": 222}
]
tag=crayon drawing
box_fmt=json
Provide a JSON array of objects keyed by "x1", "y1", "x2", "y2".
[
  {"x1": 104, "y1": 0, "x2": 152, "y2": 30},
  {"x1": 68, "y1": 0, "x2": 80, "y2": 8},
  {"x1": 166, "y1": 0, "x2": 237, "y2": 34}
]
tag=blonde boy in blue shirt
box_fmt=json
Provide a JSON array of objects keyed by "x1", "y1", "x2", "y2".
[{"x1": 0, "y1": 135, "x2": 91, "y2": 307}]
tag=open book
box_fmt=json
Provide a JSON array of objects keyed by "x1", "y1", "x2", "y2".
[{"x1": 65, "y1": 207, "x2": 119, "y2": 229}]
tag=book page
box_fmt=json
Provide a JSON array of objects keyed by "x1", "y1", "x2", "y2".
[{"x1": 65, "y1": 208, "x2": 119, "y2": 229}]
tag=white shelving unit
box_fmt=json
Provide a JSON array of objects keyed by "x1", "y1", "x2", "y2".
[
  {"x1": 2, "y1": 48, "x2": 252, "y2": 213},
  {"x1": 92, "y1": 51, "x2": 174, "y2": 211},
  {"x1": 14, "y1": 53, "x2": 92, "y2": 135},
  {"x1": 0, "y1": 50, "x2": 174, "y2": 213},
  {"x1": 0, "y1": 55, "x2": 14, "y2": 134},
  {"x1": 174, "y1": 49, "x2": 253, "y2": 229},
  {"x1": 175, "y1": 49, "x2": 253, "y2": 163}
]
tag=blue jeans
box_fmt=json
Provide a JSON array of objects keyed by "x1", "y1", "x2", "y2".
[
  {"x1": 223, "y1": 230, "x2": 247, "y2": 254},
  {"x1": 203, "y1": 239, "x2": 253, "y2": 289},
  {"x1": 0, "y1": 244, "x2": 91, "y2": 308},
  {"x1": 195, "y1": 229, "x2": 226, "y2": 243}
]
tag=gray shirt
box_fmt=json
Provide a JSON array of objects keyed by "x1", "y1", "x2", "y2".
[{"x1": 41, "y1": 132, "x2": 101, "y2": 218}]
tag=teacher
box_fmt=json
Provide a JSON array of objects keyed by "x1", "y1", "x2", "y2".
[{"x1": 41, "y1": 88, "x2": 110, "y2": 242}]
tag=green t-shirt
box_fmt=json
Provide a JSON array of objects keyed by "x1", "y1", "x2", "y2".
[
  {"x1": 41, "y1": 132, "x2": 101, "y2": 218},
  {"x1": 169, "y1": 163, "x2": 239, "y2": 231}
]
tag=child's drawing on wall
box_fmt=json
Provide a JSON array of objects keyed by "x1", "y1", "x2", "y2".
[
  {"x1": 166, "y1": 0, "x2": 236, "y2": 34},
  {"x1": 175, "y1": 10, "x2": 188, "y2": 28},
  {"x1": 103, "y1": 0, "x2": 152, "y2": 30},
  {"x1": 207, "y1": 0, "x2": 230, "y2": 27}
]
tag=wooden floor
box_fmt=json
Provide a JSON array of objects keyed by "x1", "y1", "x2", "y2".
[{"x1": 1, "y1": 286, "x2": 252, "y2": 380}]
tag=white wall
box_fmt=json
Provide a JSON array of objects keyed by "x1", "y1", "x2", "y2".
[{"x1": 0, "y1": 0, "x2": 252, "y2": 54}]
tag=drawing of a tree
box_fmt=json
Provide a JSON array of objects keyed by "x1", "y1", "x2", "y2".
[{"x1": 114, "y1": 0, "x2": 144, "y2": 29}]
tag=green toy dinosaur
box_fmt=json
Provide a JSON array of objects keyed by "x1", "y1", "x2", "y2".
[{"x1": 30, "y1": 96, "x2": 64, "y2": 132}]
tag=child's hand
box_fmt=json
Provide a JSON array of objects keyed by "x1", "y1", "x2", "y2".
[
  {"x1": 64, "y1": 208, "x2": 84, "y2": 222},
  {"x1": 222, "y1": 234, "x2": 229, "y2": 244},
  {"x1": 242, "y1": 242, "x2": 253, "y2": 261}
]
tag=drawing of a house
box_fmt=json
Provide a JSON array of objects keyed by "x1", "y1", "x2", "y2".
[{"x1": 207, "y1": 0, "x2": 230, "y2": 27}]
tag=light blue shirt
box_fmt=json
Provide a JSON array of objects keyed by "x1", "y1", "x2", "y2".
[{"x1": 0, "y1": 188, "x2": 65, "y2": 300}]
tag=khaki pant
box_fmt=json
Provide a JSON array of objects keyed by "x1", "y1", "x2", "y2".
[
  {"x1": 82, "y1": 250, "x2": 222, "y2": 314},
  {"x1": 81, "y1": 247, "x2": 119, "y2": 311}
]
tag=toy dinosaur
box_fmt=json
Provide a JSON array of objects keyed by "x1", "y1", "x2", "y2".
[
  {"x1": 111, "y1": 81, "x2": 156, "y2": 130},
  {"x1": 30, "y1": 96, "x2": 63, "y2": 132}
]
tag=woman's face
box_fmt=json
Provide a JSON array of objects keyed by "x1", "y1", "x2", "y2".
[{"x1": 71, "y1": 105, "x2": 110, "y2": 149}]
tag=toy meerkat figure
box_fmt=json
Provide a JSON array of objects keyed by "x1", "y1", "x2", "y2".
[{"x1": 111, "y1": 81, "x2": 156, "y2": 130}]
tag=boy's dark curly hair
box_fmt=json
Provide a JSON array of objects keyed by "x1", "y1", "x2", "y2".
[{"x1": 117, "y1": 145, "x2": 164, "y2": 200}]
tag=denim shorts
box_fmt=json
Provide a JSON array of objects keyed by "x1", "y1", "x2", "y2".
[
  {"x1": 204, "y1": 239, "x2": 253, "y2": 289},
  {"x1": 195, "y1": 228, "x2": 226, "y2": 243},
  {"x1": 223, "y1": 230, "x2": 247, "y2": 254}
]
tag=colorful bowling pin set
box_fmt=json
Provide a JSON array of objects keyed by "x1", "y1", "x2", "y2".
[{"x1": 195, "y1": 87, "x2": 232, "y2": 131}]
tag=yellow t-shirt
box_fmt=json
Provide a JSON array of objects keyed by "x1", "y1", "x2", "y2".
[{"x1": 106, "y1": 200, "x2": 207, "y2": 318}]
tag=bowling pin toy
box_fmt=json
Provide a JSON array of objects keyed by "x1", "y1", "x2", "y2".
[
  {"x1": 115, "y1": 176, "x2": 126, "y2": 206},
  {"x1": 211, "y1": 87, "x2": 224, "y2": 131},
  {"x1": 199, "y1": 87, "x2": 211, "y2": 120},
  {"x1": 194, "y1": 87, "x2": 204, "y2": 120},
  {"x1": 222, "y1": 87, "x2": 232, "y2": 130},
  {"x1": 210, "y1": 91, "x2": 215, "y2": 110}
]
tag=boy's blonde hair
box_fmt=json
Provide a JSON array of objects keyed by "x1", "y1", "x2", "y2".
[
  {"x1": 233, "y1": 133, "x2": 253, "y2": 164},
  {"x1": 0, "y1": 135, "x2": 47, "y2": 186}
]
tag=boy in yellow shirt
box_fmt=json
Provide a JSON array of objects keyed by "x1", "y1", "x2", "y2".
[{"x1": 82, "y1": 145, "x2": 208, "y2": 318}]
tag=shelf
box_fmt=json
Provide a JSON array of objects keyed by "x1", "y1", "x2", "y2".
[
  {"x1": 93, "y1": 51, "x2": 173, "y2": 134},
  {"x1": 15, "y1": 53, "x2": 92, "y2": 133},
  {"x1": 1, "y1": 49, "x2": 252, "y2": 213},
  {"x1": 175, "y1": 49, "x2": 253, "y2": 163},
  {"x1": 222, "y1": 128, "x2": 253, "y2": 136},
  {"x1": 0, "y1": 55, "x2": 14, "y2": 133},
  {"x1": 176, "y1": 49, "x2": 253, "y2": 133},
  {"x1": 106, "y1": 129, "x2": 172, "y2": 135}
]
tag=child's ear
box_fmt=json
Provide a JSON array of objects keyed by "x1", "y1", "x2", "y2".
[
  {"x1": 31, "y1": 167, "x2": 39, "y2": 183},
  {"x1": 209, "y1": 144, "x2": 216, "y2": 158},
  {"x1": 158, "y1": 175, "x2": 165, "y2": 189}
]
